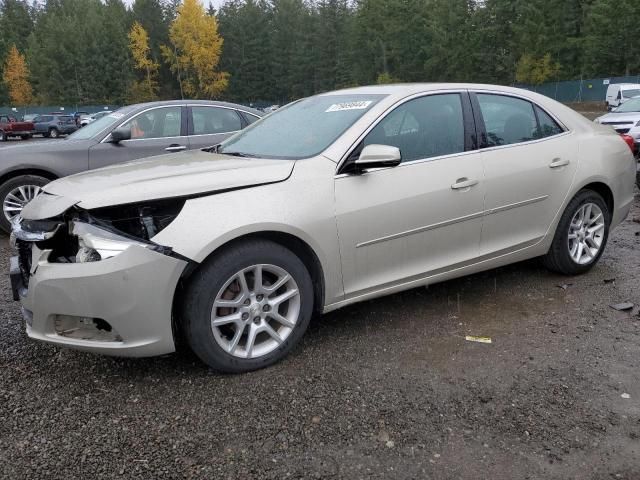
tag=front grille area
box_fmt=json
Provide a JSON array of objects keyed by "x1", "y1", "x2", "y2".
[
  {"x1": 602, "y1": 121, "x2": 634, "y2": 125},
  {"x1": 16, "y1": 240, "x2": 32, "y2": 287},
  {"x1": 616, "y1": 128, "x2": 631, "y2": 134}
]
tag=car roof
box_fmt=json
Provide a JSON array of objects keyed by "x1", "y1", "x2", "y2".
[
  {"x1": 322, "y1": 82, "x2": 553, "y2": 96},
  {"x1": 319, "y1": 83, "x2": 577, "y2": 107},
  {"x1": 129, "y1": 99, "x2": 263, "y2": 117}
]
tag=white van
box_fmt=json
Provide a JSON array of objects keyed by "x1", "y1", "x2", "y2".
[{"x1": 605, "y1": 83, "x2": 640, "y2": 110}]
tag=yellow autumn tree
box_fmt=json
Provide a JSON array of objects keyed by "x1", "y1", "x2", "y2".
[
  {"x1": 515, "y1": 53, "x2": 560, "y2": 86},
  {"x1": 2, "y1": 45, "x2": 33, "y2": 106},
  {"x1": 161, "y1": 0, "x2": 228, "y2": 99},
  {"x1": 128, "y1": 21, "x2": 159, "y2": 102}
]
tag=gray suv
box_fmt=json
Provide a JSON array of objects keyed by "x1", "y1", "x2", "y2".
[
  {"x1": 33, "y1": 114, "x2": 78, "y2": 138},
  {"x1": 0, "y1": 100, "x2": 262, "y2": 232}
]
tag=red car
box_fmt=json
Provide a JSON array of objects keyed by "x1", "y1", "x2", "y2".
[{"x1": 0, "y1": 114, "x2": 34, "y2": 141}]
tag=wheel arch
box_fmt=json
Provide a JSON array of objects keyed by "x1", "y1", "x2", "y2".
[
  {"x1": 0, "y1": 168, "x2": 58, "y2": 187},
  {"x1": 177, "y1": 230, "x2": 326, "y2": 317},
  {"x1": 576, "y1": 180, "x2": 614, "y2": 213}
]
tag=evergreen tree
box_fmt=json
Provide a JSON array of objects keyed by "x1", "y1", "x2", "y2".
[{"x1": 582, "y1": 0, "x2": 640, "y2": 77}]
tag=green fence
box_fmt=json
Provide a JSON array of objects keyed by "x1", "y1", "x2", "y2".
[
  {"x1": 517, "y1": 75, "x2": 640, "y2": 103},
  {"x1": 0, "y1": 104, "x2": 119, "y2": 119}
]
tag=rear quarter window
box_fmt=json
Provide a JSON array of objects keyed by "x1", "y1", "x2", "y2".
[{"x1": 533, "y1": 106, "x2": 564, "y2": 139}]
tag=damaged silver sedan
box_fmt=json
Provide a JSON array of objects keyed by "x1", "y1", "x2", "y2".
[{"x1": 10, "y1": 84, "x2": 637, "y2": 372}]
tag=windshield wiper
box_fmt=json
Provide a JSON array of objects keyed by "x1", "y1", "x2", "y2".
[{"x1": 220, "y1": 151, "x2": 254, "y2": 157}]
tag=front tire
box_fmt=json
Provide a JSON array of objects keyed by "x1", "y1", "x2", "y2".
[
  {"x1": 48, "y1": 127, "x2": 59, "y2": 138},
  {"x1": 0, "y1": 175, "x2": 49, "y2": 233},
  {"x1": 182, "y1": 239, "x2": 314, "y2": 373},
  {"x1": 0, "y1": 131, "x2": 7, "y2": 142},
  {"x1": 543, "y1": 190, "x2": 610, "y2": 275}
]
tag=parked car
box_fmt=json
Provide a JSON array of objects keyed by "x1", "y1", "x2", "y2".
[
  {"x1": 595, "y1": 97, "x2": 640, "y2": 187},
  {"x1": 0, "y1": 100, "x2": 262, "y2": 232},
  {"x1": 81, "y1": 110, "x2": 112, "y2": 127},
  {"x1": 33, "y1": 114, "x2": 78, "y2": 138},
  {"x1": 0, "y1": 115, "x2": 34, "y2": 141},
  {"x1": 262, "y1": 105, "x2": 280, "y2": 113},
  {"x1": 595, "y1": 96, "x2": 640, "y2": 139},
  {"x1": 10, "y1": 84, "x2": 635, "y2": 373},
  {"x1": 71, "y1": 111, "x2": 90, "y2": 126},
  {"x1": 605, "y1": 83, "x2": 640, "y2": 110}
]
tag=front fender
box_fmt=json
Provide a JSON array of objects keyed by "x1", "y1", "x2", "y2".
[{"x1": 151, "y1": 157, "x2": 344, "y2": 306}]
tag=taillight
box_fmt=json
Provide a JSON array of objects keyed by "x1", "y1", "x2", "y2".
[{"x1": 620, "y1": 134, "x2": 635, "y2": 153}]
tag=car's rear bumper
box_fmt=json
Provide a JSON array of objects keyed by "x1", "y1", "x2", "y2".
[{"x1": 13, "y1": 244, "x2": 187, "y2": 357}]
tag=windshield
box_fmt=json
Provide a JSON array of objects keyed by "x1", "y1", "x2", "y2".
[
  {"x1": 67, "y1": 108, "x2": 131, "y2": 140},
  {"x1": 622, "y1": 89, "x2": 640, "y2": 99},
  {"x1": 218, "y1": 94, "x2": 385, "y2": 159},
  {"x1": 615, "y1": 96, "x2": 640, "y2": 112}
]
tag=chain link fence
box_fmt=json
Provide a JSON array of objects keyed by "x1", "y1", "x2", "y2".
[{"x1": 517, "y1": 75, "x2": 640, "y2": 103}]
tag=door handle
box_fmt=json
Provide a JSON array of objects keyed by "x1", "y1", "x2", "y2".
[
  {"x1": 451, "y1": 178, "x2": 479, "y2": 190},
  {"x1": 549, "y1": 158, "x2": 570, "y2": 168},
  {"x1": 165, "y1": 144, "x2": 187, "y2": 152}
]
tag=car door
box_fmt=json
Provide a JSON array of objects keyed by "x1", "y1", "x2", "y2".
[
  {"x1": 187, "y1": 105, "x2": 244, "y2": 150},
  {"x1": 88, "y1": 105, "x2": 189, "y2": 170},
  {"x1": 334, "y1": 92, "x2": 485, "y2": 297},
  {"x1": 470, "y1": 92, "x2": 578, "y2": 256}
]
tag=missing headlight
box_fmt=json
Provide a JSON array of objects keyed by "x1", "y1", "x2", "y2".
[{"x1": 82, "y1": 198, "x2": 186, "y2": 241}]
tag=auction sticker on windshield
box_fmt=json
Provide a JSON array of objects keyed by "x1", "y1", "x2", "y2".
[{"x1": 325, "y1": 101, "x2": 373, "y2": 112}]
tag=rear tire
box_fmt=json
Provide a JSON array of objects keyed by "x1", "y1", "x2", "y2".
[
  {"x1": 0, "y1": 131, "x2": 6, "y2": 142},
  {"x1": 542, "y1": 190, "x2": 610, "y2": 275},
  {"x1": 0, "y1": 175, "x2": 49, "y2": 233},
  {"x1": 182, "y1": 239, "x2": 313, "y2": 373}
]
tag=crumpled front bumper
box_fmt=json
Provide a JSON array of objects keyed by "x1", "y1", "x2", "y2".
[{"x1": 13, "y1": 243, "x2": 187, "y2": 357}]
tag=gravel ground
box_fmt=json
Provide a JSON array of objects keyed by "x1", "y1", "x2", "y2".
[{"x1": 0, "y1": 195, "x2": 638, "y2": 479}]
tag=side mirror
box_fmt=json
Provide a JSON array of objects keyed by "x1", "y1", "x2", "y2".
[
  {"x1": 353, "y1": 144, "x2": 402, "y2": 172},
  {"x1": 110, "y1": 126, "x2": 131, "y2": 143}
]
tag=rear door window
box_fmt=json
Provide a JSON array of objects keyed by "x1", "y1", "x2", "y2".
[
  {"x1": 476, "y1": 94, "x2": 538, "y2": 146},
  {"x1": 191, "y1": 107, "x2": 242, "y2": 135}
]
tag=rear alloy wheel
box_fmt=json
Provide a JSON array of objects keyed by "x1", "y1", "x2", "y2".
[
  {"x1": 567, "y1": 203, "x2": 606, "y2": 265},
  {"x1": 543, "y1": 190, "x2": 610, "y2": 275},
  {"x1": 182, "y1": 239, "x2": 313, "y2": 373},
  {"x1": 0, "y1": 175, "x2": 49, "y2": 233},
  {"x1": 49, "y1": 127, "x2": 59, "y2": 138}
]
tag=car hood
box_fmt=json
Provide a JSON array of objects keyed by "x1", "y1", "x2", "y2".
[
  {"x1": 596, "y1": 111, "x2": 640, "y2": 123},
  {"x1": 0, "y1": 138, "x2": 89, "y2": 154},
  {"x1": 22, "y1": 150, "x2": 295, "y2": 219}
]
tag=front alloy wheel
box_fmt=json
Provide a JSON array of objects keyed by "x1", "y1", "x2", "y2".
[
  {"x1": 211, "y1": 264, "x2": 301, "y2": 359},
  {"x1": 2, "y1": 184, "x2": 43, "y2": 222},
  {"x1": 182, "y1": 239, "x2": 313, "y2": 373},
  {"x1": 0, "y1": 175, "x2": 49, "y2": 233}
]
